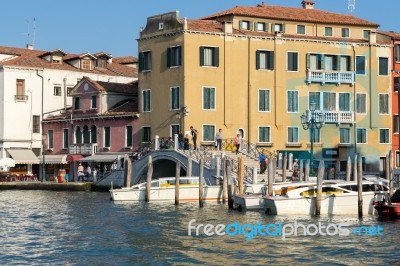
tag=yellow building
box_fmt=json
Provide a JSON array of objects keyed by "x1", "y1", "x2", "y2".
[{"x1": 138, "y1": 1, "x2": 392, "y2": 173}]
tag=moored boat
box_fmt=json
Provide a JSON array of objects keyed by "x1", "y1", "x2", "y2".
[{"x1": 373, "y1": 188, "x2": 400, "y2": 218}]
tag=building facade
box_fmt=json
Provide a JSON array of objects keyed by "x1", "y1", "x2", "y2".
[
  {"x1": 0, "y1": 46, "x2": 137, "y2": 176},
  {"x1": 138, "y1": 1, "x2": 392, "y2": 173}
]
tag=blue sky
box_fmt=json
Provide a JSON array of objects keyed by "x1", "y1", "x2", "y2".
[{"x1": 0, "y1": 0, "x2": 399, "y2": 57}]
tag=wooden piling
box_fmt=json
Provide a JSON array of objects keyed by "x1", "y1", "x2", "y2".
[
  {"x1": 238, "y1": 156, "x2": 244, "y2": 194},
  {"x1": 272, "y1": 157, "x2": 276, "y2": 184},
  {"x1": 389, "y1": 151, "x2": 394, "y2": 196},
  {"x1": 124, "y1": 154, "x2": 132, "y2": 188},
  {"x1": 199, "y1": 159, "x2": 204, "y2": 208},
  {"x1": 316, "y1": 160, "x2": 324, "y2": 216},
  {"x1": 145, "y1": 155, "x2": 153, "y2": 202},
  {"x1": 357, "y1": 155, "x2": 363, "y2": 218},
  {"x1": 268, "y1": 158, "x2": 274, "y2": 196},
  {"x1": 305, "y1": 159, "x2": 310, "y2": 181},
  {"x1": 187, "y1": 158, "x2": 192, "y2": 177},
  {"x1": 175, "y1": 161, "x2": 180, "y2": 205},
  {"x1": 226, "y1": 159, "x2": 234, "y2": 209},
  {"x1": 222, "y1": 157, "x2": 228, "y2": 204},
  {"x1": 282, "y1": 153, "x2": 287, "y2": 182},
  {"x1": 353, "y1": 154, "x2": 358, "y2": 182},
  {"x1": 346, "y1": 155, "x2": 351, "y2": 182}
]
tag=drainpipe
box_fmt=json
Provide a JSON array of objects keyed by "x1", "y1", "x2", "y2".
[
  {"x1": 36, "y1": 69, "x2": 45, "y2": 182},
  {"x1": 274, "y1": 33, "x2": 278, "y2": 127},
  {"x1": 224, "y1": 30, "x2": 227, "y2": 128},
  {"x1": 247, "y1": 37, "x2": 251, "y2": 142},
  {"x1": 63, "y1": 77, "x2": 67, "y2": 113},
  {"x1": 352, "y1": 44, "x2": 357, "y2": 155}
]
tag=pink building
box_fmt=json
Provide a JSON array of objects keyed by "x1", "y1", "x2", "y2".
[{"x1": 42, "y1": 77, "x2": 139, "y2": 181}]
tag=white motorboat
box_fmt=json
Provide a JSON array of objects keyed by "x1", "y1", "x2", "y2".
[
  {"x1": 110, "y1": 176, "x2": 223, "y2": 202},
  {"x1": 264, "y1": 180, "x2": 389, "y2": 216}
]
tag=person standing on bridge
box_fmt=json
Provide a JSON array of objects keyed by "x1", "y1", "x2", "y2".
[
  {"x1": 190, "y1": 126, "x2": 198, "y2": 150},
  {"x1": 215, "y1": 129, "x2": 222, "y2": 151},
  {"x1": 259, "y1": 150, "x2": 268, "y2": 174}
]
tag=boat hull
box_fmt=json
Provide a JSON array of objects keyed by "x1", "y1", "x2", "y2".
[
  {"x1": 374, "y1": 203, "x2": 400, "y2": 218},
  {"x1": 233, "y1": 194, "x2": 264, "y2": 211}
]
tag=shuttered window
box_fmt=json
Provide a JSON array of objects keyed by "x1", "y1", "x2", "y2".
[
  {"x1": 167, "y1": 46, "x2": 181, "y2": 67},
  {"x1": 203, "y1": 87, "x2": 216, "y2": 110},
  {"x1": 379, "y1": 94, "x2": 389, "y2": 114},
  {"x1": 259, "y1": 127, "x2": 271, "y2": 143},
  {"x1": 258, "y1": 89, "x2": 270, "y2": 112},
  {"x1": 287, "y1": 52, "x2": 298, "y2": 71},
  {"x1": 200, "y1": 46, "x2": 219, "y2": 67},
  {"x1": 126, "y1": 126, "x2": 133, "y2": 147},
  {"x1": 104, "y1": 127, "x2": 111, "y2": 147},
  {"x1": 256, "y1": 50, "x2": 274, "y2": 70}
]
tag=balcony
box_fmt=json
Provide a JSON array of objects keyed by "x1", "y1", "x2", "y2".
[
  {"x1": 312, "y1": 111, "x2": 354, "y2": 124},
  {"x1": 306, "y1": 70, "x2": 354, "y2": 85},
  {"x1": 14, "y1": 94, "x2": 28, "y2": 101},
  {"x1": 69, "y1": 143, "x2": 97, "y2": 155}
]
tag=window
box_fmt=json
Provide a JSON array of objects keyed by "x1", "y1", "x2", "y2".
[
  {"x1": 63, "y1": 128, "x2": 69, "y2": 149},
  {"x1": 394, "y1": 115, "x2": 399, "y2": 134},
  {"x1": 363, "y1": 30, "x2": 371, "y2": 39},
  {"x1": 323, "y1": 92, "x2": 336, "y2": 111},
  {"x1": 203, "y1": 87, "x2": 216, "y2": 110},
  {"x1": 126, "y1": 126, "x2": 133, "y2": 147},
  {"x1": 142, "y1": 127, "x2": 151, "y2": 143},
  {"x1": 159, "y1": 22, "x2": 164, "y2": 30},
  {"x1": 54, "y1": 86, "x2": 61, "y2": 96},
  {"x1": 310, "y1": 128, "x2": 321, "y2": 143},
  {"x1": 341, "y1": 28, "x2": 349, "y2": 38},
  {"x1": 33, "y1": 115, "x2": 40, "y2": 133},
  {"x1": 104, "y1": 127, "x2": 111, "y2": 148},
  {"x1": 287, "y1": 90, "x2": 299, "y2": 113},
  {"x1": 325, "y1": 55, "x2": 339, "y2": 71},
  {"x1": 397, "y1": 151, "x2": 400, "y2": 168},
  {"x1": 167, "y1": 46, "x2": 182, "y2": 67},
  {"x1": 91, "y1": 125, "x2": 97, "y2": 143},
  {"x1": 171, "y1": 125, "x2": 179, "y2": 138},
  {"x1": 91, "y1": 95, "x2": 97, "y2": 109},
  {"x1": 273, "y1": 23, "x2": 285, "y2": 32},
  {"x1": 139, "y1": 51, "x2": 152, "y2": 71},
  {"x1": 356, "y1": 93, "x2": 366, "y2": 114},
  {"x1": 256, "y1": 22, "x2": 267, "y2": 32},
  {"x1": 356, "y1": 56, "x2": 366, "y2": 75},
  {"x1": 395, "y1": 77, "x2": 400, "y2": 92},
  {"x1": 340, "y1": 128, "x2": 350, "y2": 144},
  {"x1": 202, "y1": 125, "x2": 215, "y2": 141},
  {"x1": 379, "y1": 129, "x2": 390, "y2": 144},
  {"x1": 81, "y1": 59, "x2": 92, "y2": 70},
  {"x1": 75, "y1": 126, "x2": 82, "y2": 144},
  {"x1": 324, "y1": 27, "x2": 333, "y2": 37},
  {"x1": 83, "y1": 126, "x2": 90, "y2": 144},
  {"x1": 379, "y1": 94, "x2": 389, "y2": 114},
  {"x1": 297, "y1": 25, "x2": 305, "y2": 35},
  {"x1": 240, "y1": 20, "x2": 251, "y2": 30},
  {"x1": 287, "y1": 52, "x2": 298, "y2": 71},
  {"x1": 340, "y1": 55, "x2": 351, "y2": 71},
  {"x1": 309, "y1": 92, "x2": 321, "y2": 110},
  {"x1": 339, "y1": 93, "x2": 350, "y2": 112},
  {"x1": 16, "y1": 79, "x2": 26, "y2": 100},
  {"x1": 67, "y1": 87, "x2": 74, "y2": 97},
  {"x1": 258, "y1": 89, "x2": 270, "y2": 112},
  {"x1": 379, "y1": 57, "x2": 389, "y2": 76},
  {"x1": 356, "y1": 128, "x2": 367, "y2": 144},
  {"x1": 200, "y1": 46, "x2": 219, "y2": 67},
  {"x1": 259, "y1": 126, "x2": 271, "y2": 143},
  {"x1": 288, "y1": 127, "x2": 299, "y2": 143},
  {"x1": 74, "y1": 97, "x2": 81, "y2": 110},
  {"x1": 48, "y1": 130, "x2": 54, "y2": 149},
  {"x1": 52, "y1": 55, "x2": 62, "y2": 64},
  {"x1": 142, "y1": 90, "x2": 151, "y2": 112},
  {"x1": 256, "y1": 50, "x2": 274, "y2": 70},
  {"x1": 170, "y1": 87, "x2": 180, "y2": 110},
  {"x1": 96, "y1": 58, "x2": 107, "y2": 68},
  {"x1": 395, "y1": 44, "x2": 400, "y2": 61}
]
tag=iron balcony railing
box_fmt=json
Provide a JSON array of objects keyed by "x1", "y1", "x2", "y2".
[
  {"x1": 306, "y1": 70, "x2": 354, "y2": 85},
  {"x1": 69, "y1": 143, "x2": 97, "y2": 155}
]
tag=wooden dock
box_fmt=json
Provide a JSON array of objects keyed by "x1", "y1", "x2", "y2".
[{"x1": 0, "y1": 181, "x2": 94, "y2": 191}]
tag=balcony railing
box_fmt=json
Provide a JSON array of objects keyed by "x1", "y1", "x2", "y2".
[
  {"x1": 306, "y1": 70, "x2": 354, "y2": 85},
  {"x1": 14, "y1": 94, "x2": 28, "y2": 101},
  {"x1": 69, "y1": 143, "x2": 97, "y2": 155},
  {"x1": 312, "y1": 111, "x2": 354, "y2": 124}
]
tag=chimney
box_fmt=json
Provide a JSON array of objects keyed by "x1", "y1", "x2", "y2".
[
  {"x1": 302, "y1": 0, "x2": 315, "y2": 9},
  {"x1": 369, "y1": 31, "x2": 377, "y2": 44},
  {"x1": 223, "y1": 21, "x2": 233, "y2": 34},
  {"x1": 183, "y1": 17, "x2": 188, "y2": 30},
  {"x1": 26, "y1": 44, "x2": 34, "y2": 50}
]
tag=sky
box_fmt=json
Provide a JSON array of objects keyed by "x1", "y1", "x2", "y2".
[{"x1": 0, "y1": 0, "x2": 399, "y2": 57}]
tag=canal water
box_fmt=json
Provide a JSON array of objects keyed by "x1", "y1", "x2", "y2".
[{"x1": 0, "y1": 190, "x2": 399, "y2": 265}]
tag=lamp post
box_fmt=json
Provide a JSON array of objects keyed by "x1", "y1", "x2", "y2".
[
  {"x1": 175, "y1": 105, "x2": 189, "y2": 131},
  {"x1": 300, "y1": 102, "x2": 325, "y2": 176}
]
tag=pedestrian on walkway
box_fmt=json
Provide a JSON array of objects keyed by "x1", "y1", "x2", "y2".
[
  {"x1": 215, "y1": 129, "x2": 223, "y2": 151},
  {"x1": 190, "y1": 126, "x2": 198, "y2": 150},
  {"x1": 259, "y1": 150, "x2": 267, "y2": 174},
  {"x1": 234, "y1": 134, "x2": 242, "y2": 155}
]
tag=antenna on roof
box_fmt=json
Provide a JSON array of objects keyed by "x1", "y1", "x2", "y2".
[
  {"x1": 348, "y1": 0, "x2": 356, "y2": 13},
  {"x1": 25, "y1": 17, "x2": 37, "y2": 49}
]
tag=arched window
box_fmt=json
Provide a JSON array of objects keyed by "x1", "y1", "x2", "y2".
[
  {"x1": 91, "y1": 125, "x2": 97, "y2": 143},
  {"x1": 75, "y1": 126, "x2": 82, "y2": 144},
  {"x1": 83, "y1": 125, "x2": 90, "y2": 144}
]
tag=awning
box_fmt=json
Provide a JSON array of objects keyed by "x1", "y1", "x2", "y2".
[
  {"x1": 79, "y1": 154, "x2": 120, "y2": 162},
  {"x1": 8, "y1": 149, "x2": 40, "y2": 164},
  {"x1": 38, "y1": 154, "x2": 68, "y2": 164},
  {"x1": 66, "y1": 154, "x2": 84, "y2": 162},
  {"x1": 0, "y1": 157, "x2": 16, "y2": 167}
]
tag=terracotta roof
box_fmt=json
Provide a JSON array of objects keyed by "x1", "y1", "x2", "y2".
[
  {"x1": 0, "y1": 45, "x2": 137, "y2": 78},
  {"x1": 96, "y1": 80, "x2": 138, "y2": 94},
  {"x1": 113, "y1": 56, "x2": 138, "y2": 64},
  {"x1": 106, "y1": 99, "x2": 138, "y2": 113},
  {"x1": 201, "y1": 5, "x2": 379, "y2": 27},
  {"x1": 378, "y1": 31, "x2": 400, "y2": 40}
]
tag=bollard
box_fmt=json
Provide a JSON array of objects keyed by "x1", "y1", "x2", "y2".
[
  {"x1": 222, "y1": 158, "x2": 228, "y2": 204},
  {"x1": 282, "y1": 153, "x2": 287, "y2": 182},
  {"x1": 175, "y1": 161, "x2": 180, "y2": 205},
  {"x1": 145, "y1": 156, "x2": 153, "y2": 202},
  {"x1": 305, "y1": 159, "x2": 310, "y2": 181},
  {"x1": 124, "y1": 154, "x2": 132, "y2": 188},
  {"x1": 316, "y1": 160, "x2": 324, "y2": 216},
  {"x1": 227, "y1": 160, "x2": 234, "y2": 209},
  {"x1": 199, "y1": 159, "x2": 204, "y2": 208},
  {"x1": 238, "y1": 156, "x2": 244, "y2": 194},
  {"x1": 357, "y1": 156, "x2": 363, "y2": 218},
  {"x1": 346, "y1": 155, "x2": 351, "y2": 182}
]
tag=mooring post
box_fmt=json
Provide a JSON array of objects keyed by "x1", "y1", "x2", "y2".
[
  {"x1": 175, "y1": 161, "x2": 180, "y2": 205},
  {"x1": 199, "y1": 159, "x2": 204, "y2": 208},
  {"x1": 222, "y1": 157, "x2": 228, "y2": 204},
  {"x1": 389, "y1": 150, "x2": 394, "y2": 196},
  {"x1": 357, "y1": 155, "x2": 363, "y2": 218},
  {"x1": 227, "y1": 159, "x2": 234, "y2": 209},
  {"x1": 268, "y1": 158, "x2": 274, "y2": 196},
  {"x1": 299, "y1": 159, "x2": 304, "y2": 181},
  {"x1": 238, "y1": 156, "x2": 244, "y2": 194},
  {"x1": 346, "y1": 155, "x2": 351, "y2": 182},
  {"x1": 305, "y1": 159, "x2": 310, "y2": 181},
  {"x1": 353, "y1": 154, "x2": 358, "y2": 182},
  {"x1": 282, "y1": 152, "x2": 287, "y2": 182},
  {"x1": 145, "y1": 155, "x2": 153, "y2": 202},
  {"x1": 316, "y1": 160, "x2": 324, "y2": 216},
  {"x1": 124, "y1": 154, "x2": 132, "y2": 188},
  {"x1": 187, "y1": 157, "x2": 192, "y2": 177}
]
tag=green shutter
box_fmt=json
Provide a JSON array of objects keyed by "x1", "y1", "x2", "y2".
[
  {"x1": 268, "y1": 51, "x2": 274, "y2": 70},
  {"x1": 272, "y1": 23, "x2": 275, "y2": 32},
  {"x1": 138, "y1": 52, "x2": 143, "y2": 72},
  {"x1": 239, "y1": 20, "x2": 243, "y2": 29},
  {"x1": 349, "y1": 56, "x2": 353, "y2": 72},
  {"x1": 320, "y1": 54, "x2": 325, "y2": 70},
  {"x1": 178, "y1": 46, "x2": 182, "y2": 66},
  {"x1": 256, "y1": 50, "x2": 260, "y2": 70},
  {"x1": 282, "y1": 24, "x2": 286, "y2": 33},
  {"x1": 214, "y1": 47, "x2": 219, "y2": 67},
  {"x1": 306, "y1": 53, "x2": 310, "y2": 69},
  {"x1": 200, "y1": 47, "x2": 204, "y2": 66},
  {"x1": 265, "y1": 23, "x2": 269, "y2": 32},
  {"x1": 167, "y1": 47, "x2": 171, "y2": 68}
]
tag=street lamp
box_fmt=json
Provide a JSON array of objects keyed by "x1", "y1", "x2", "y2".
[
  {"x1": 175, "y1": 105, "x2": 189, "y2": 130},
  {"x1": 300, "y1": 102, "x2": 325, "y2": 176}
]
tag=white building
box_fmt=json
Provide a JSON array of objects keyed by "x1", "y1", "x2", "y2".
[{"x1": 0, "y1": 45, "x2": 137, "y2": 175}]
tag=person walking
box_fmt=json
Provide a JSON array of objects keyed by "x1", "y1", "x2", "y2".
[
  {"x1": 190, "y1": 126, "x2": 198, "y2": 150},
  {"x1": 178, "y1": 131, "x2": 184, "y2": 150},
  {"x1": 259, "y1": 150, "x2": 267, "y2": 174},
  {"x1": 234, "y1": 133, "x2": 242, "y2": 155},
  {"x1": 77, "y1": 163, "x2": 84, "y2": 182},
  {"x1": 215, "y1": 129, "x2": 223, "y2": 151}
]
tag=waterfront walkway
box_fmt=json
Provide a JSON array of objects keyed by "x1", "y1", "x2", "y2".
[{"x1": 0, "y1": 181, "x2": 93, "y2": 191}]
